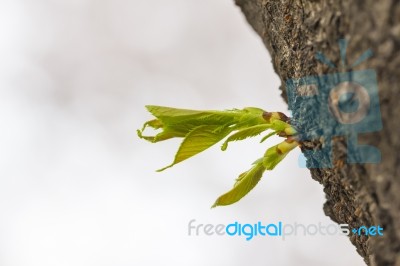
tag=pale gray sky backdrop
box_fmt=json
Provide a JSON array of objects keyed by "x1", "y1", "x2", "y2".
[{"x1": 0, "y1": 1, "x2": 363, "y2": 265}]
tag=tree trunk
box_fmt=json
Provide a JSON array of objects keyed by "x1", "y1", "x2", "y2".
[{"x1": 234, "y1": 1, "x2": 400, "y2": 265}]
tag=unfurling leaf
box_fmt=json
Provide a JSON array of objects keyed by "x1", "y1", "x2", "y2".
[
  {"x1": 260, "y1": 131, "x2": 277, "y2": 143},
  {"x1": 212, "y1": 159, "x2": 266, "y2": 208},
  {"x1": 138, "y1": 105, "x2": 268, "y2": 144},
  {"x1": 221, "y1": 124, "x2": 272, "y2": 151},
  {"x1": 263, "y1": 138, "x2": 299, "y2": 170},
  {"x1": 146, "y1": 105, "x2": 239, "y2": 131},
  {"x1": 157, "y1": 125, "x2": 232, "y2": 172}
]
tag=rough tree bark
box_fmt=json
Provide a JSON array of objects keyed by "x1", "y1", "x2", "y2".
[{"x1": 234, "y1": 1, "x2": 400, "y2": 265}]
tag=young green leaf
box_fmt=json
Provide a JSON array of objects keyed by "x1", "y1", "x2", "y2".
[
  {"x1": 221, "y1": 124, "x2": 272, "y2": 151},
  {"x1": 146, "y1": 105, "x2": 240, "y2": 128},
  {"x1": 260, "y1": 131, "x2": 277, "y2": 143},
  {"x1": 263, "y1": 139, "x2": 299, "y2": 170},
  {"x1": 212, "y1": 159, "x2": 266, "y2": 207},
  {"x1": 157, "y1": 125, "x2": 233, "y2": 172},
  {"x1": 138, "y1": 106, "x2": 270, "y2": 144},
  {"x1": 137, "y1": 126, "x2": 186, "y2": 143}
]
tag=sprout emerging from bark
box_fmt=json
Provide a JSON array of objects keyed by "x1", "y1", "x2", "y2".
[{"x1": 138, "y1": 105, "x2": 298, "y2": 207}]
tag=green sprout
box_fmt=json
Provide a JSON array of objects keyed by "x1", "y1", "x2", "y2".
[{"x1": 137, "y1": 105, "x2": 299, "y2": 207}]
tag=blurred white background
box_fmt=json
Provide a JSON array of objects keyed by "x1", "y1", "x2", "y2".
[{"x1": 0, "y1": 0, "x2": 364, "y2": 265}]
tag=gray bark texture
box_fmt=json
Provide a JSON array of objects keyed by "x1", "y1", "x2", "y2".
[{"x1": 234, "y1": 0, "x2": 400, "y2": 265}]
